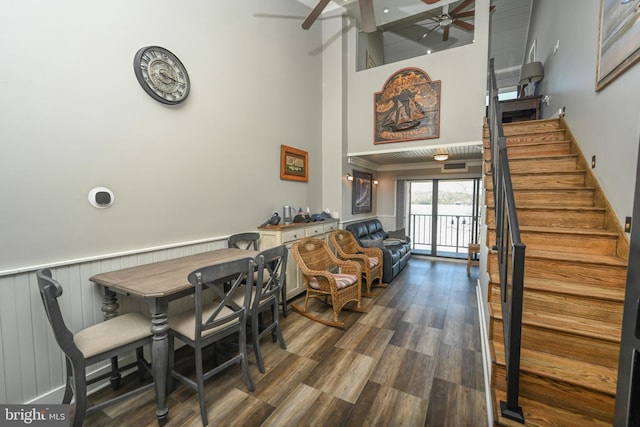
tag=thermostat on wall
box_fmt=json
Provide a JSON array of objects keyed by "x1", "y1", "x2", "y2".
[{"x1": 88, "y1": 187, "x2": 115, "y2": 208}]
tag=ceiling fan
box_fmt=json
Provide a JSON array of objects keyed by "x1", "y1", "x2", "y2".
[
  {"x1": 301, "y1": 0, "x2": 377, "y2": 33},
  {"x1": 418, "y1": 0, "x2": 492, "y2": 42}
]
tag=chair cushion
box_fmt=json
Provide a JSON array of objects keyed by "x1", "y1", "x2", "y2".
[
  {"x1": 368, "y1": 257, "x2": 379, "y2": 268},
  {"x1": 309, "y1": 274, "x2": 358, "y2": 290},
  {"x1": 169, "y1": 303, "x2": 238, "y2": 341},
  {"x1": 74, "y1": 312, "x2": 151, "y2": 359}
]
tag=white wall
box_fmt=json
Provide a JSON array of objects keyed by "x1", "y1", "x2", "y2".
[
  {"x1": 529, "y1": 0, "x2": 640, "y2": 226},
  {"x1": 337, "y1": 0, "x2": 490, "y2": 223},
  {"x1": 0, "y1": 0, "x2": 324, "y2": 272},
  {"x1": 0, "y1": 0, "x2": 325, "y2": 405}
]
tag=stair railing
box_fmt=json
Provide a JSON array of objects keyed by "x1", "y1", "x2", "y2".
[{"x1": 487, "y1": 58, "x2": 526, "y2": 423}]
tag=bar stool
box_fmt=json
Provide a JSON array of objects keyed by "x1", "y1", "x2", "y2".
[{"x1": 467, "y1": 243, "x2": 480, "y2": 276}]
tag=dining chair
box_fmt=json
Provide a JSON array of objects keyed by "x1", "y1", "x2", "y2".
[
  {"x1": 168, "y1": 257, "x2": 255, "y2": 426},
  {"x1": 329, "y1": 229, "x2": 386, "y2": 297},
  {"x1": 35, "y1": 269, "x2": 154, "y2": 427},
  {"x1": 234, "y1": 245, "x2": 287, "y2": 373},
  {"x1": 228, "y1": 232, "x2": 260, "y2": 250},
  {"x1": 228, "y1": 231, "x2": 288, "y2": 317},
  {"x1": 290, "y1": 237, "x2": 366, "y2": 328}
]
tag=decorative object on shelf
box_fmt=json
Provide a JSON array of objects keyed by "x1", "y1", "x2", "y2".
[
  {"x1": 133, "y1": 46, "x2": 190, "y2": 105},
  {"x1": 351, "y1": 170, "x2": 373, "y2": 214},
  {"x1": 596, "y1": 0, "x2": 640, "y2": 91},
  {"x1": 280, "y1": 145, "x2": 308, "y2": 182},
  {"x1": 518, "y1": 61, "x2": 544, "y2": 98},
  {"x1": 433, "y1": 153, "x2": 449, "y2": 162},
  {"x1": 374, "y1": 67, "x2": 441, "y2": 144}
]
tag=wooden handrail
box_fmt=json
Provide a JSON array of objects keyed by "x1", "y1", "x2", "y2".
[{"x1": 487, "y1": 58, "x2": 526, "y2": 423}]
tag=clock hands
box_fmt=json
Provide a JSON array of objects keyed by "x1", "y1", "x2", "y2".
[{"x1": 158, "y1": 69, "x2": 179, "y2": 84}]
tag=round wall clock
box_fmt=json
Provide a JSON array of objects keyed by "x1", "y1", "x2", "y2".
[{"x1": 133, "y1": 46, "x2": 190, "y2": 105}]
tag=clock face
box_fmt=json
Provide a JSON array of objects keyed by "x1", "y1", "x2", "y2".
[{"x1": 133, "y1": 46, "x2": 190, "y2": 105}]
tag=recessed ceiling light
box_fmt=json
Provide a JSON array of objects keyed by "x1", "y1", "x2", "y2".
[{"x1": 383, "y1": 8, "x2": 389, "y2": 13}]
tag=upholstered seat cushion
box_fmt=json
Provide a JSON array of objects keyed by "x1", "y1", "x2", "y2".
[
  {"x1": 74, "y1": 312, "x2": 152, "y2": 359},
  {"x1": 309, "y1": 274, "x2": 358, "y2": 290},
  {"x1": 169, "y1": 303, "x2": 237, "y2": 341},
  {"x1": 368, "y1": 257, "x2": 379, "y2": 268}
]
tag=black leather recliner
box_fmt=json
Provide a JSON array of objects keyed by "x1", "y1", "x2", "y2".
[{"x1": 345, "y1": 219, "x2": 411, "y2": 283}]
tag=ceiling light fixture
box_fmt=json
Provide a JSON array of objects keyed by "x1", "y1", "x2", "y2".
[
  {"x1": 346, "y1": 173, "x2": 354, "y2": 181},
  {"x1": 433, "y1": 153, "x2": 449, "y2": 162}
]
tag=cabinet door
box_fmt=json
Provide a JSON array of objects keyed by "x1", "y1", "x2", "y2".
[{"x1": 284, "y1": 243, "x2": 304, "y2": 300}]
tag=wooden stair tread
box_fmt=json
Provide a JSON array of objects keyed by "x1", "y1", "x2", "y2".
[
  {"x1": 523, "y1": 249, "x2": 627, "y2": 267},
  {"x1": 502, "y1": 186, "x2": 595, "y2": 192},
  {"x1": 492, "y1": 341, "x2": 617, "y2": 395},
  {"x1": 487, "y1": 205, "x2": 606, "y2": 212},
  {"x1": 486, "y1": 169, "x2": 585, "y2": 177},
  {"x1": 487, "y1": 225, "x2": 617, "y2": 237},
  {"x1": 482, "y1": 138, "x2": 571, "y2": 149},
  {"x1": 490, "y1": 300, "x2": 621, "y2": 343},
  {"x1": 507, "y1": 154, "x2": 578, "y2": 161},
  {"x1": 489, "y1": 273, "x2": 625, "y2": 302},
  {"x1": 492, "y1": 389, "x2": 611, "y2": 427}
]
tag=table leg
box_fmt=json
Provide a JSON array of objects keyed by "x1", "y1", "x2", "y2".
[
  {"x1": 149, "y1": 298, "x2": 169, "y2": 426},
  {"x1": 101, "y1": 289, "x2": 121, "y2": 389}
]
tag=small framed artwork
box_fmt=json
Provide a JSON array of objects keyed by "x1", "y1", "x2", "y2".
[
  {"x1": 596, "y1": 0, "x2": 640, "y2": 91},
  {"x1": 351, "y1": 170, "x2": 373, "y2": 214},
  {"x1": 280, "y1": 145, "x2": 308, "y2": 182}
]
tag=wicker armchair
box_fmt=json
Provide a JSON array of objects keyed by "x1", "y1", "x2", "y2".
[
  {"x1": 291, "y1": 237, "x2": 366, "y2": 328},
  {"x1": 329, "y1": 229, "x2": 386, "y2": 296}
]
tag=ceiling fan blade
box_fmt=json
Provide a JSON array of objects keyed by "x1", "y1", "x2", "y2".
[
  {"x1": 452, "y1": 19, "x2": 473, "y2": 31},
  {"x1": 359, "y1": 0, "x2": 377, "y2": 33},
  {"x1": 450, "y1": 0, "x2": 474, "y2": 16},
  {"x1": 442, "y1": 25, "x2": 450, "y2": 41},
  {"x1": 421, "y1": 0, "x2": 440, "y2": 4},
  {"x1": 453, "y1": 10, "x2": 475, "y2": 19},
  {"x1": 418, "y1": 24, "x2": 441, "y2": 41},
  {"x1": 302, "y1": 0, "x2": 331, "y2": 30}
]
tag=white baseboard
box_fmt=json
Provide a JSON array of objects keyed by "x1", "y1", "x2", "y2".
[{"x1": 476, "y1": 279, "x2": 494, "y2": 426}]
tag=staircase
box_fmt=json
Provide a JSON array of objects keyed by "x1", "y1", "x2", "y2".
[{"x1": 483, "y1": 118, "x2": 628, "y2": 426}]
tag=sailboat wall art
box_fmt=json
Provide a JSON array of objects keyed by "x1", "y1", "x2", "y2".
[
  {"x1": 374, "y1": 67, "x2": 441, "y2": 144},
  {"x1": 352, "y1": 170, "x2": 373, "y2": 214}
]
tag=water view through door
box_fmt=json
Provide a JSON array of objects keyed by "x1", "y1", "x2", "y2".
[{"x1": 409, "y1": 178, "x2": 480, "y2": 258}]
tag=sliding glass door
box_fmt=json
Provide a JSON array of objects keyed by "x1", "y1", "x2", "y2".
[{"x1": 408, "y1": 178, "x2": 480, "y2": 258}]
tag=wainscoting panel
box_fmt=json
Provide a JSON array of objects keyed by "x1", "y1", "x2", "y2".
[{"x1": 0, "y1": 238, "x2": 227, "y2": 405}]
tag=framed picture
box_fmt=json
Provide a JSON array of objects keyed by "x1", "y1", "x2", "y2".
[
  {"x1": 351, "y1": 170, "x2": 372, "y2": 214},
  {"x1": 596, "y1": 0, "x2": 640, "y2": 91},
  {"x1": 280, "y1": 145, "x2": 308, "y2": 182}
]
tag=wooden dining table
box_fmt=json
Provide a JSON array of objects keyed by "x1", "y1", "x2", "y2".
[{"x1": 89, "y1": 247, "x2": 258, "y2": 425}]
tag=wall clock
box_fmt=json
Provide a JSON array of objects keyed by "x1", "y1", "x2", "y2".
[{"x1": 133, "y1": 46, "x2": 190, "y2": 105}]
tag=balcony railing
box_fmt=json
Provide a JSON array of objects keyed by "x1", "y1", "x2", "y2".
[{"x1": 409, "y1": 213, "x2": 478, "y2": 256}]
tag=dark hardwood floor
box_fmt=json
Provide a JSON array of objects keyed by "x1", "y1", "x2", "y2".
[{"x1": 84, "y1": 256, "x2": 487, "y2": 426}]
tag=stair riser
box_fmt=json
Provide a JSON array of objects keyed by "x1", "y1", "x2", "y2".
[
  {"x1": 483, "y1": 142, "x2": 571, "y2": 160},
  {"x1": 485, "y1": 208, "x2": 605, "y2": 229},
  {"x1": 484, "y1": 157, "x2": 579, "y2": 174},
  {"x1": 483, "y1": 122, "x2": 564, "y2": 138},
  {"x1": 487, "y1": 229, "x2": 617, "y2": 256},
  {"x1": 492, "y1": 364, "x2": 614, "y2": 423},
  {"x1": 488, "y1": 254, "x2": 627, "y2": 288},
  {"x1": 485, "y1": 172, "x2": 586, "y2": 190},
  {"x1": 489, "y1": 284, "x2": 623, "y2": 325},
  {"x1": 486, "y1": 189, "x2": 595, "y2": 207},
  {"x1": 490, "y1": 316, "x2": 620, "y2": 370}
]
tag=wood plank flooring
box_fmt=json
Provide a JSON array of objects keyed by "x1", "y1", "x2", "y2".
[{"x1": 84, "y1": 256, "x2": 487, "y2": 426}]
